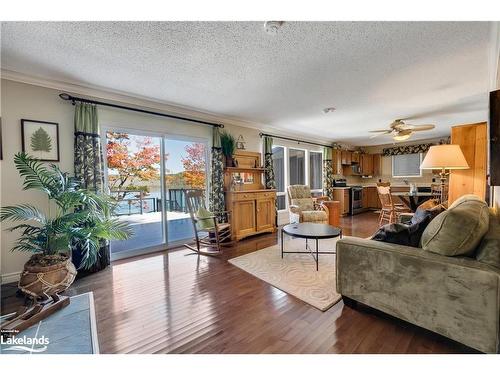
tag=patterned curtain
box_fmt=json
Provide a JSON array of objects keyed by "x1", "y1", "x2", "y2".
[
  {"x1": 263, "y1": 136, "x2": 276, "y2": 189},
  {"x1": 73, "y1": 103, "x2": 107, "y2": 273},
  {"x1": 74, "y1": 103, "x2": 104, "y2": 191},
  {"x1": 323, "y1": 147, "x2": 334, "y2": 200},
  {"x1": 209, "y1": 126, "x2": 226, "y2": 222},
  {"x1": 382, "y1": 143, "x2": 435, "y2": 156}
]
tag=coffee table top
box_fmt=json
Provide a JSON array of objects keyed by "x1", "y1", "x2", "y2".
[{"x1": 282, "y1": 223, "x2": 342, "y2": 239}]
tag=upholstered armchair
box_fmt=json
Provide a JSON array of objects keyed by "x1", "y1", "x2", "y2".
[{"x1": 286, "y1": 185, "x2": 329, "y2": 224}]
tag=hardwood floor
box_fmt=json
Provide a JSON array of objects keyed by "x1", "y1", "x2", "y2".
[{"x1": 1, "y1": 211, "x2": 476, "y2": 353}]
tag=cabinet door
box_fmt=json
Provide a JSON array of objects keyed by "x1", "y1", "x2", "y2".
[
  {"x1": 256, "y1": 198, "x2": 275, "y2": 232},
  {"x1": 343, "y1": 189, "x2": 350, "y2": 214},
  {"x1": 233, "y1": 200, "x2": 256, "y2": 238},
  {"x1": 333, "y1": 150, "x2": 342, "y2": 174},
  {"x1": 362, "y1": 188, "x2": 369, "y2": 208},
  {"x1": 372, "y1": 154, "x2": 381, "y2": 176},
  {"x1": 341, "y1": 150, "x2": 351, "y2": 165},
  {"x1": 361, "y1": 154, "x2": 374, "y2": 175},
  {"x1": 351, "y1": 152, "x2": 360, "y2": 164}
]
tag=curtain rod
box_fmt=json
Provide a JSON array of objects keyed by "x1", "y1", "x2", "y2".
[
  {"x1": 259, "y1": 132, "x2": 333, "y2": 149},
  {"x1": 59, "y1": 93, "x2": 224, "y2": 128}
]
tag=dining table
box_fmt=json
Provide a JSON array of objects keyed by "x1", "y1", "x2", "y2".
[{"x1": 391, "y1": 191, "x2": 434, "y2": 211}]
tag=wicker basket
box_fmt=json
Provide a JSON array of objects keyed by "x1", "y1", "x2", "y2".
[{"x1": 18, "y1": 254, "x2": 77, "y2": 299}]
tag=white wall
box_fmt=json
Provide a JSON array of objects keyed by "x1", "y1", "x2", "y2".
[{"x1": 0, "y1": 79, "x2": 264, "y2": 283}]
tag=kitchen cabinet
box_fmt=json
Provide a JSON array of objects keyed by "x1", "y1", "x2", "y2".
[
  {"x1": 360, "y1": 154, "x2": 374, "y2": 176},
  {"x1": 372, "y1": 154, "x2": 381, "y2": 176},
  {"x1": 341, "y1": 150, "x2": 352, "y2": 165},
  {"x1": 351, "y1": 152, "x2": 360, "y2": 164},
  {"x1": 332, "y1": 188, "x2": 350, "y2": 216},
  {"x1": 332, "y1": 150, "x2": 343, "y2": 174},
  {"x1": 363, "y1": 186, "x2": 381, "y2": 209}
]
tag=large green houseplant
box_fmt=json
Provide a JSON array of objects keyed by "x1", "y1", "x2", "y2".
[
  {"x1": 220, "y1": 130, "x2": 237, "y2": 167},
  {"x1": 0, "y1": 153, "x2": 132, "y2": 298}
]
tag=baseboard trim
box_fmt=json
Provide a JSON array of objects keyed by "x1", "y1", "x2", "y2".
[{"x1": 1, "y1": 271, "x2": 21, "y2": 285}]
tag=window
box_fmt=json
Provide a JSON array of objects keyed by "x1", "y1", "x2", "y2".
[
  {"x1": 309, "y1": 151, "x2": 322, "y2": 191},
  {"x1": 270, "y1": 145, "x2": 323, "y2": 212},
  {"x1": 392, "y1": 153, "x2": 422, "y2": 177},
  {"x1": 289, "y1": 148, "x2": 305, "y2": 185},
  {"x1": 272, "y1": 146, "x2": 286, "y2": 210}
]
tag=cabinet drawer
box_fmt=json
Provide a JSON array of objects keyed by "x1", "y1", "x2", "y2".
[{"x1": 233, "y1": 192, "x2": 258, "y2": 201}]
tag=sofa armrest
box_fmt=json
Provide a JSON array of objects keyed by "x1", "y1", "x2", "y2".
[{"x1": 336, "y1": 237, "x2": 500, "y2": 353}]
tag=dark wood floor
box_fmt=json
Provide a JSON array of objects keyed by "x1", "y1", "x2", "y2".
[{"x1": 1, "y1": 211, "x2": 476, "y2": 353}]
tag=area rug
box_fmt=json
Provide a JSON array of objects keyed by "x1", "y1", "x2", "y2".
[
  {"x1": 229, "y1": 236, "x2": 344, "y2": 311},
  {"x1": 0, "y1": 292, "x2": 99, "y2": 354}
]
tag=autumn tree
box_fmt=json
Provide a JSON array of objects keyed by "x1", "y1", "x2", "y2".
[
  {"x1": 106, "y1": 132, "x2": 163, "y2": 198},
  {"x1": 181, "y1": 143, "x2": 206, "y2": 189}
]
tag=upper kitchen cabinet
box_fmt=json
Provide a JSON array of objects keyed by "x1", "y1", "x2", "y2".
[{"x1": 341, "y1": 150, "x2": 352, "y2": 165}]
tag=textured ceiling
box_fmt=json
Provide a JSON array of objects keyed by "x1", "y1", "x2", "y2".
[{"x1": 0, "y1": 21, "x2": 492, "y2": 145}]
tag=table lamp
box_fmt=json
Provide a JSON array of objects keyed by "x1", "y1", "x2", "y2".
[{"x1": 420, "y1": 144, "x2": 469, "y2": 202}]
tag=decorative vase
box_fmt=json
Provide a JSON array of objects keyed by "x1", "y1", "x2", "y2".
[
  {"x1": 225, "y1": 155, "x2": 235, "y2": 167},
  {"x1": 18, "y1": 253, "x2": 77, "y2": 299}
]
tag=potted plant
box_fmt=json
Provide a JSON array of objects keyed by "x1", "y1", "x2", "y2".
[
  {"x1": 220, "y1": 130, "x2": 237, "y2": 167},
  {"x1": 0, "y1": 153, "x2": 132, "y2": 300}
]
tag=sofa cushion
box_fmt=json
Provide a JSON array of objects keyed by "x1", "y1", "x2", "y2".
[
  {"x1": 475, "y1": 208, "x2": 500, "y2": 269},
  {"x1": 421, "y1": 194, "x2": 489, "y2": 256}
]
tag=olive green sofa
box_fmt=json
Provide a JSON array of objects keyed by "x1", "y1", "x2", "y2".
[{"x1": 336, "y1": 195, "x2": 500, "y2": 353}]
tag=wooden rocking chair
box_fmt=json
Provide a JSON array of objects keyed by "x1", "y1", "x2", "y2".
[{"x1": 184, "y1": 189, "x2": 232, "y2": 256}]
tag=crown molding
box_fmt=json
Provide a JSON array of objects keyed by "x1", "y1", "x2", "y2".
[
  {"x1": 1, "y1": 69, "x2": 338, "y2": 145},
  {"x1": 0, "y1": 68, "x2": 269, "y2": 131}
]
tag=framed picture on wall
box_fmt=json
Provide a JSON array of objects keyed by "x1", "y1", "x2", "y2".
[{"x1": 21, "y1": 119, "x2": 60, "y2": 161}]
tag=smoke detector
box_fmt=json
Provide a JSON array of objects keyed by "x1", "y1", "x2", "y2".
[
  {"x1": 264, "y1": 21, "x2": 284, "y2": 35},
  {"x1": 323, "y1": 107, "x2": 336, "y2": 114}
]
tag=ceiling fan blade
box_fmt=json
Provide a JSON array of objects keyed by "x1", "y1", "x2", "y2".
[
  {"x1": 410, "y1": 125, "x2": 435, "y2": 131},
  {"x1": 368, "y1": 130, "x2": 391, "y2": 133},
  {"x1": 369, "y1": 131, "x2": 391, "y2": 139}
]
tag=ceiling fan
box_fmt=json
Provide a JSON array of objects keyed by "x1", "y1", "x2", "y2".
[{"x1": 369, "y1": 119, "x2": 435, "y2": 141}]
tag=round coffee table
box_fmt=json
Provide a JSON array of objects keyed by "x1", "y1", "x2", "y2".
[{"x1": 281, "y1": 223, "x2": 342, "y2": 271}]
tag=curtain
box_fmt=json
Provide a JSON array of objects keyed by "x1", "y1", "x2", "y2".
[
  {"x1": 74, "y1": 103, "x2": 104, "y2": 191},
  {"x1": 382, "y1": 143, "x2": 434, "y2": 156},
  {"x1": 209, "y1": 126, "x2": 226, "y2": 222},
  {"x1": 73, "y1": 103, "x2": 108, "y2": 273},
  {"x1": 323, "y1": 147, "x2": 334, "y2": 200},
  {"x1": 263, "y1": 136, "x2": 276, "y2": 189}
]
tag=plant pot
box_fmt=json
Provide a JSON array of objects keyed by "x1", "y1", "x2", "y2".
[
  {"x1": 18, "y1": 253, "x2": 77, "y2": 299},
  {"x1": 225, "y1": 155, "x2": 236, "y2": 167}
]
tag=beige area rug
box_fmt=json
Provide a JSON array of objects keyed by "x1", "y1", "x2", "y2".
[{"x1": 228, "y1": 237, "x2": 344, "y2": 311}]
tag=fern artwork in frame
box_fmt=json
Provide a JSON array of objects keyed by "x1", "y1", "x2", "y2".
[{"x1": 21, "y1": 119, "x2": 60, "y2": 161}]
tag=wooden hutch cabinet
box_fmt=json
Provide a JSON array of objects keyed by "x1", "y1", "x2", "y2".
[{"x1": 224, "y1": 151, "x2": 277, "y2": 241}]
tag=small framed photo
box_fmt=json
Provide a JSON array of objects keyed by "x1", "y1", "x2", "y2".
[{"x1": 21, "y1": 119, "x2": 60, "y2": 161}]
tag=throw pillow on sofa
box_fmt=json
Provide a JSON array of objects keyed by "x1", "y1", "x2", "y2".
[
  {"x1": 421, "y1": 194, "x2": 489, "y2": 256},
  {"x1": 372, "y1": 211, "x2": 433, "y2": 247}
]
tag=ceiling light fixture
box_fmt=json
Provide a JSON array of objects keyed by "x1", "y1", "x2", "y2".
[
  {"x1": 323, "y1": 107, "x2": 336, "y2": 114},
  {"x1": 264, "y1": 21, "x2": 284, "y2": 35},
  {"x1": 393, "y1": 133, "x2": 412, "y2": 141}
]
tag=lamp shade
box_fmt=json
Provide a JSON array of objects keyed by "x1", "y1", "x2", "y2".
[{"x1": 420, "y1": 144, "x2": 469, "y2": 170}]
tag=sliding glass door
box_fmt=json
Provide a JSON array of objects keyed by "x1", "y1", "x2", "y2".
[
  {"x1": 164, "y1": 138, "x2": 208, "y2": 244},
  {"x1": 103, "y1": 129, "x2": 208, "y2": 259}
]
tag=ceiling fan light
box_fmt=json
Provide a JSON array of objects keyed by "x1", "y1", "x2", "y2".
[{"x1": 393, "y1": 133, "x2": 411, "y2": 141}]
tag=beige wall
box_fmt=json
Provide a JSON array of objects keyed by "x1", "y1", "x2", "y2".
[{"x1": 0, "y1": 79, "x2": 263, "y2": 283}]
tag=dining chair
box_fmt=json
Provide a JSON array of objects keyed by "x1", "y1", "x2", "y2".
[{"x1": 376, "y1": 185, "x2": 412, "y2": 226}]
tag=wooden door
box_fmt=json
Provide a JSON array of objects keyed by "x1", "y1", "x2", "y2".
[
  {"x1": 256, "y1": 198, "x2": 275, "y2": 232},
  {"x1": 448, "y1": 122, "x2": 487, "y2": 204},
  {"x1": 341, "y1": 150, "x2": 352, "y2": 165},
  {"x1": 233, "y1": 200, "x2": 256, "y2": 238}
]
